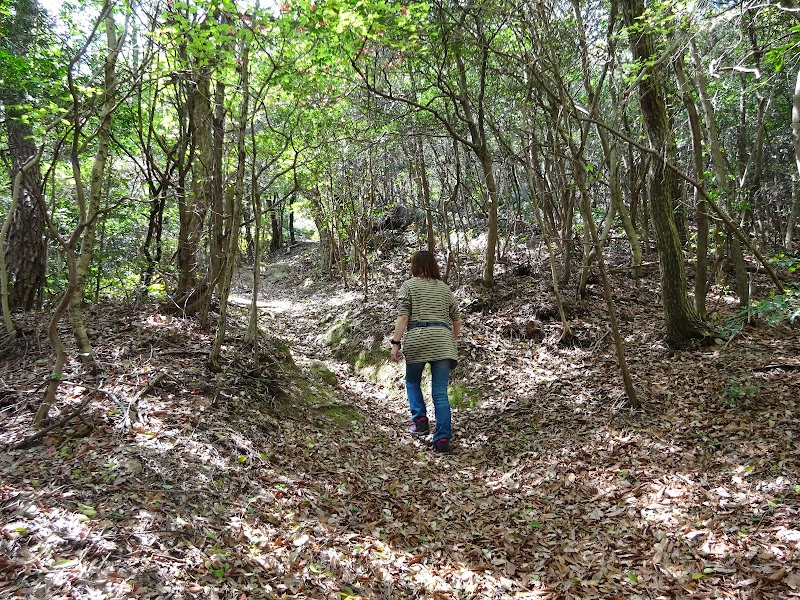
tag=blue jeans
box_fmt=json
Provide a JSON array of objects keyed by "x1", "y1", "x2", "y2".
[{"x1": 405, "y1": 359, "x2": 452, "y2": 442}]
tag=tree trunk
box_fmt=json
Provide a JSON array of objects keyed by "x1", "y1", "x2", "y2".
[
  {"x1": 453, "y1": 40, "x2": 498, "y2": 286},
  {"x1": 2, "y1": 148, "x2": 44, "y2": 334},
  {"x1": 674, "y1": 56, "x2": 709, "y2": 319},
  {"x1": 1, "y1": 0, "x2": 46, "y2": 311},
  {"x1": 524, "y1": 137, "x2": 572, "y2": 341},
  {"x1": 787, "y1": 67, "x2": 800, "y2": 248},
  {"x1": 36, "y1": 245, "x2": 80, "y2": 426},
  {"x1": 176, "y1": 58, "x2": 213, "y2": 311},
  {"x1": 570, "y1": 0, "x2": 642, "y2": 277},
  {"x1": 603, "y1": 130, "x2": 642, "y2": 276},
  {"x1": 689, "y1": 41, "x2": 749, "y2": 307},
  {"x1": 199, "y1": 72, "x2": 228, "y2": 328},
  {"x1": 788, "y1": 177, "x2": 799, "y2": 249},
  {"x1": 417, "y1": 143, "x2": 436, "y2": 254},
  {"x1": 620, "y1": 0, "x2": 710, "y2": 347},
  {"x1": 575, "y1": 151, "x2": 640, "y2": 407},
  {"x1": 141, "y1": 185, "x2": 167, "y2": 290},
  {"x1": 269, "y1": 205, "x2": 282, "y2": 252},
  {"x1": 68, "y1": 11, "x2": 124, "y2": 369},
  {"x1": 246, "y1": 106, "x2": 261, "y2": 347}
]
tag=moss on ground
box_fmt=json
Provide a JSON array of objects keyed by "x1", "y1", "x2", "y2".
[
  {"x1": 450, "y1": 383, "x2": 480, "y2": 409},
  {"x1": 269, "y1": 338, "x2": 294, "y2": 366},
  {"x1": 354, "y1": 347, "x2": 396, "y2": 385},
  {"x1": 320, "y1": 314, "x2": 352, "y2": 351},
  {"x1": 295, "y1": 374, "x2": 365, "y2": 426},
  {"x1": 264, "y1": 265, "x2": 291, "y2": 284},
  {"x1": 309, "y1": 361, "x2": 337, "y2": 386}
]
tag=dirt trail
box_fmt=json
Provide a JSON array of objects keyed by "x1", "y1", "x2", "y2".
[{"x1": 1, "y1": 242, "x2": 798, "y2": 599}]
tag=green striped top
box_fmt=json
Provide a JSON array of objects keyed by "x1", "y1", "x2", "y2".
[{"x1": 397, "y1": 277, "x2": 462, "y2": 365}]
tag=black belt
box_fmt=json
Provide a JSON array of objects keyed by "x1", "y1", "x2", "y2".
[{"x1": 408, "y1": 320, "x2": 451, "y2": 330}]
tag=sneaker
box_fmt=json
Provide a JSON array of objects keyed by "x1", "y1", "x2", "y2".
[
  {"x1": 432, "y1": 438, "x2": 451, "y2": 454},
  {"x1": 410, "y1": 417, "x2": 430, "y2": 436}
]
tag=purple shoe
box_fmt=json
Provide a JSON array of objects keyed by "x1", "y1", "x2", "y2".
[{"x1": 410, "y1": 417, "x2": 430, "y2": 437}]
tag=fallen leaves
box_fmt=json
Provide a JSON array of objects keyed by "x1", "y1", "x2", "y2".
[{"x1": 2, "y1": 246, "x2": 800, "y2": 598}]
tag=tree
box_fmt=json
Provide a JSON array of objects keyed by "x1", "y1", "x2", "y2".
[
  {"x1": 619, "y1": 0, "x2": 712, "y2": 347},
  {"x1": 37, "y1": 3, "x2": 128, "y2": 423}
]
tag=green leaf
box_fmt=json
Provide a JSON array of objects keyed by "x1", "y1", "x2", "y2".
[
  {"x1": 54, "y1": 558, "x2": 79, "y2": 568},
  {"x1": 627, "y1": 572, "x2": 638, "y2": 583},
  {"x1": 77, "y1": 503, "x2": 97, "y2": 517}
]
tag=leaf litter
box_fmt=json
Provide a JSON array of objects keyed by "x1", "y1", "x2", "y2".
[{"x1": 1, "y1": 242, "x2": 799, "y2": 599}]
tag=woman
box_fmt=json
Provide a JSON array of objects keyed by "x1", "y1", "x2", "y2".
[{"x1": 390, "y1": 251, "x2": 462, "y2": 454}]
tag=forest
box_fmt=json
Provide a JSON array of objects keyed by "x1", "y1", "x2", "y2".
[{"x1": 1, "y1": 0, "x2": 800, "y2": 596}]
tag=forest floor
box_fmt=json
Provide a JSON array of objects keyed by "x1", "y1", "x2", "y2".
[{"x1": 1, "y1": 239, "x2": 800, "y2": 600}]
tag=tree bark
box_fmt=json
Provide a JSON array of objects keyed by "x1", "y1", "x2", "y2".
[
  {"x1": 175, "y1": 65, "x2": 213, "y2": 314},
  {"x1": 1, "y1": 148, "x2": 44, "y2": 334},
  {"x1": 199, "y1": 70, "x2": 228, "y2": 329},
  {"x1": 1, "y1": 0, "x2": 46, "y2": 311}
]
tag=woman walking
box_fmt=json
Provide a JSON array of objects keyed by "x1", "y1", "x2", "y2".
[{"x1": 390, "y1": 251, "x2": 462, "y2": 454}]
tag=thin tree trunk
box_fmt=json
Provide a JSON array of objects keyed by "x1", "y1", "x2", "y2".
[
  {"x1": 246, "y1": 119, "x2": 261, "y2": 348},
  {"x1": 210, "y1": 34, "x2": 249, "y2": 369},
  {"x1": 787, "y1": 67, "x2": 800, "y2": 248},
  {"x1": 453, "y1": 41, "x2": 498, "y2": 286},
  {"x1": 573, "y1": 147, "x2": 639, "y2": 407},
  {"x1": 69, "y1": 11, "x2": 124, "y2": 369},
  {"x1": 36, "y1": 245, "x2": 80, "y2": 426},
  {"x1": 689, "y1": 41, "x2": 749, "y2": 307},
  {"x1": 570, "y1": 0, "x2": 642, "y2": 278},
  {"x1": 674, "y1": 55, "x2": 709, "y2": 319},
  {"x1": 417, "y1": 140, "x2": 436, "y2": 254},
  {"x1": 524, "y1": 137, "x2": 572, "y2": 341}
]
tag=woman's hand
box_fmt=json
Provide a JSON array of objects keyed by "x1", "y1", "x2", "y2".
[{"x1": 391, "y1": 344, "x2": 401, "y2": 363}]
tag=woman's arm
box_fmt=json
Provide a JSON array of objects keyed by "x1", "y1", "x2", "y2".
[
  {"x1": 452, "y1": 319, "x2": 462, "y2": 337},
  {"x1": 390, "y1": 315, "x2": 409, "y2": 362}
]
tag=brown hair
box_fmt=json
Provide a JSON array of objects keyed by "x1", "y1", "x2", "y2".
[{"x1": 410, "y1": 251, "x2": 441, "y2": 279}]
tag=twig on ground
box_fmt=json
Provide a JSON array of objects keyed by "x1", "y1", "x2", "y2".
[
  {"x1": 751, "y1": 362, "x2": 800, "y2": 371},
  {"x1": 123, "y1": 371, "x2": 167, "y2": 429},
  {"x1": 10, "y1": 393, "x2": 94, "y2": 450}
]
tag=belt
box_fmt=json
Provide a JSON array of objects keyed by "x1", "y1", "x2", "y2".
[{"x1": 408, "y1": 320, "x2": 451, "y2": 330}]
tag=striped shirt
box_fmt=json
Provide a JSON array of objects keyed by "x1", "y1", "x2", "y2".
[{"x1": 397, "y1": 277, "x2": 462, "y2": 365}]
